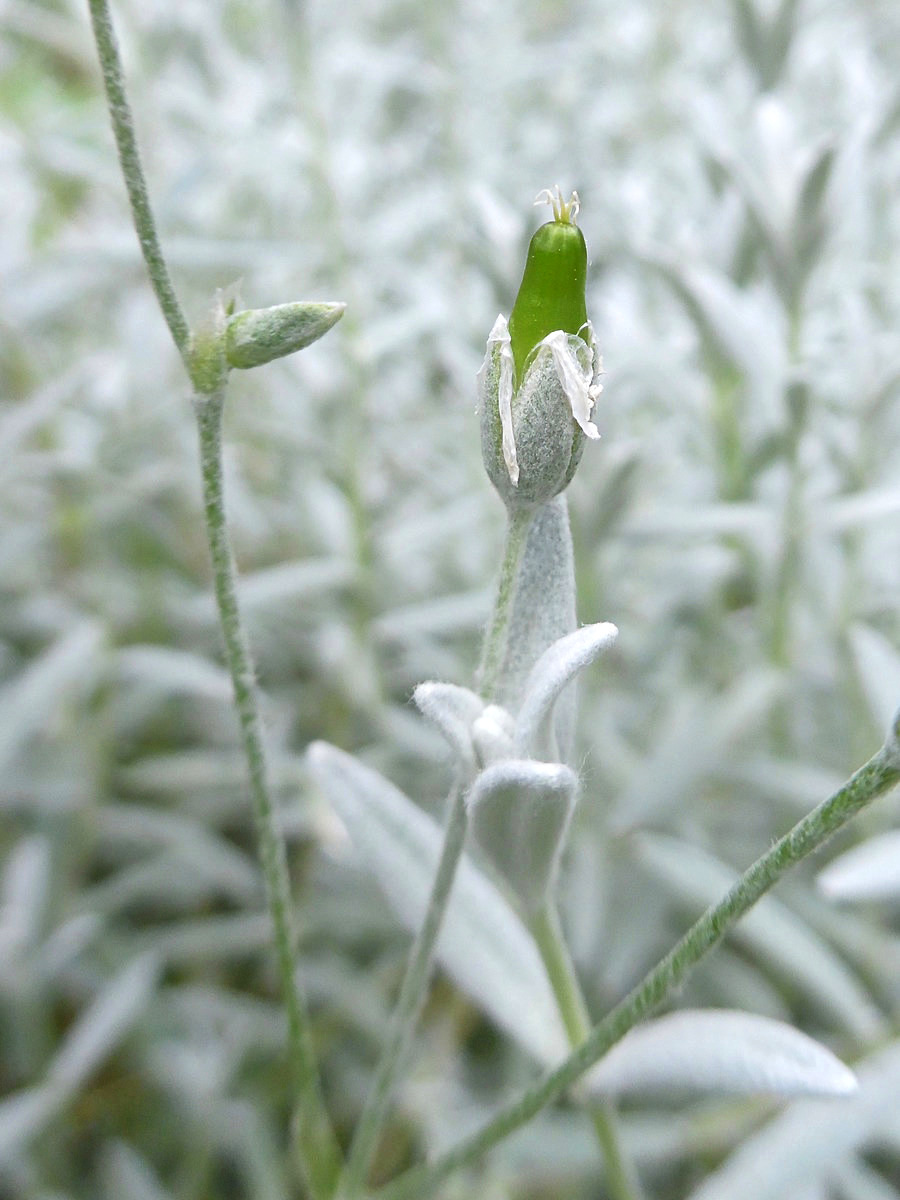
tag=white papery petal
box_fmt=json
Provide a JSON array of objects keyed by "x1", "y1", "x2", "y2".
[
  {"x1": 541, "y1": 329, "x2": 601, "y2": 440},
  {"x1": 478, "y1": 314, "x2": 518, "y2": 484}
]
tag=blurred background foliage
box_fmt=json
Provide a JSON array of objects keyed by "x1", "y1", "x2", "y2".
[{"x1": 2, "y1": 0, "x2": 900, "y2": 1196}]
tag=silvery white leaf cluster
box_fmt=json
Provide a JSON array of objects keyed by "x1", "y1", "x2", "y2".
[
  {"x1": 5, "y1": 0, "x2": 900, "y2": 1193},
  {"x1": 415, "y1": 622, "x2": 617, "y2": 910}
]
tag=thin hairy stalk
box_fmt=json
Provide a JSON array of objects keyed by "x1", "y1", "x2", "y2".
[
  {"x1": 531, "y1": 905, "x2": 645, "y2": 1200},
  {"x1": 477, "y1": 506, "x2": 536, "y2": 701},
  {"x1": 87, "y1": 0, "x2": 191, "y2": 364},
  {"x1": 88, "y1": 4, "x2": 342, "y2": 1189},
  {"x1": 377, "y1": 738, "x2": 900, "y2": 1200},
  {"x1": 342, "y1": 507, "x2": 536, "y2": 1194},
  {"x1": 195, "y1": 392, "x2": 342, "y2": 1200},
  {"x1": 340, "y1": 780, "x2": 468, "y2": 1195}
]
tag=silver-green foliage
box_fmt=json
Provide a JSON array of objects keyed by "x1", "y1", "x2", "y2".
[{"x1": 2, "y1": 0, "x2": 900, "y2": 1196}]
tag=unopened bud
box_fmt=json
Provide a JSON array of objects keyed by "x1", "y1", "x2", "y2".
[
  {"x1": 478, "y1": 188, "x2": 601, "y2": 510},
  {"x1": 225, "y1": 300, "x2": 346, "y2": 369}
]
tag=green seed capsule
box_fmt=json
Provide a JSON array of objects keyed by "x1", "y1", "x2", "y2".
[{"x1": 508, "y1": 188, "x2": 589, "y2": 385}]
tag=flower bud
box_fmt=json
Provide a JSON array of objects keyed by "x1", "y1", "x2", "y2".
[
  {"x1": 478, "y1": 188, "x2": 601, "y2": 509},
  {"x1": 225, "y1": 300, "x2": 346, "y2": 369}
]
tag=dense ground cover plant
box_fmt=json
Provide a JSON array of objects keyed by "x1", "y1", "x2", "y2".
[{"x1": 2, "y1": 0, "x2": 900, "y2": 1197}]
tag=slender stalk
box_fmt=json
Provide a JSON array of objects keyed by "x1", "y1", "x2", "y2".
[
  {"x1": 86, "y1": 0, "x2": 191, "y2": 365},
  {"x1": 531, "y1": 905, "x2": 645, "y2": 1200},
  {"x1": 195, "y1": 391, "x2": 342, "y2": 1199},
  {"x1": 341, "y1": 507, "x2": 536, "y2": 1195},
  {"x1": 340, "y1": 781, "x2": 468, "y2": 1195},
  {"x1": 377, "y1": 740, "x2": 900, "y2": 1200},
  {"x1": 87, "y1": 3, "x2": 343, "y2": 1190},
  {"x1": 477, "y1": 507, "x2": 536, "y2": 701}
]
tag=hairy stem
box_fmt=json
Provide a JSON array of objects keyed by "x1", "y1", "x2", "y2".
[
  {"x1": 340, "y1": 780, "x2": 468, "y2": 1196},
  {"x1": 342, "y1": 505, "x2": 536, "y2": 1194},
  {"x1": 87, "y1": 3, "x2": 343, "y2": 1190},
  {"x1": 86, "y1": 0, "x2": 191, "y2": 365},
  {"x1": 477, "y1": 506, "x2": 536, "y2": 701},
  {"x1": 377, "y1": 739, "x2": 900, "y2": 1200},
  {"x1": 531, "y1": 905, "x2": 645, "y2": 1200},
  {"x1": 195, "y1": 392, "x2": 342, "y2": 1200}
]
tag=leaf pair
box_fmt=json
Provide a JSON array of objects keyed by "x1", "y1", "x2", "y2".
[{"x1": 415, "y1": 621, "x2": 618, "y2": 909}]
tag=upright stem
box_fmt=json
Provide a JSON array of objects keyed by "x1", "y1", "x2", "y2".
[
  {"x1": 340, "y1": 780, "x2": 469, "y2": 1196},
  {"x1": 87, "y1": 3, "x2": 343, "y2": 1190},
  {"x1": 86, "y1": 0, "x2": 191, "y2": 366},
  {"x1": 531, "y1": 905, "x2": 645, "y2": 1200},
  {"x1": 477, "y1": 506, "x2": 536, "y2": 701},
  {"x1": 195, "y1": 392, "x2": 342, "y2": 1200},
  {"x1": 341, "y1": 505, "x2": 536, "y2": 1196},
  {"x1": 377, "y1": 739, "x2": 900, "y2": 1200}
]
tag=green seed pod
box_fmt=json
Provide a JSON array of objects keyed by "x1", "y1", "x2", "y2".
[
  {"x1": 508, "y1": 188, "x2": 589, "y2": 384},
  {"x1": 478, "y1": 187, "x2": 602, "y2": 511}
]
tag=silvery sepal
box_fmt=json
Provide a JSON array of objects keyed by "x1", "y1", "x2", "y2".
[
  {"x1": 225, "y1": 300, "x2": 346, "y2": 369},
  {"x1": 478, "y1": 315, "x2": 601, "y2": 510},
  {"x1": 468, "y1": 760, "x2": 578, "y2": 911}
]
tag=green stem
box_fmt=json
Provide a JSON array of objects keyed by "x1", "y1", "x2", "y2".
[
  {"x1": 531, "y1": 905, "x2": 645, "y2": 1200},
  {"x1": 377, "y1": 739, "x2": 900, "y2": 1200},
  {"x1": 87, "y1": 3, "x2": 343, "y2": 1190},
  {"x1": 477, "y1": 507, "x2": 536, "y2": 702},
  {"x1": 86, "y1": 0, "x2": 191, "y2": 366},
  {"x1": 195, "y1": 392, "x2": 342, "y2": 1200},
  {"x1": 340, "y1": 780, "x2": 468, "y2": 1196},
  {"x1": 341, "y1": 506, "x2": 536, "y2": 1195}
]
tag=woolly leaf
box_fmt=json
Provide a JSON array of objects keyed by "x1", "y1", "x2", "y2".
[
  {"x1": 413, "y1": 682, "x2": 484, "y2": 768},
  {"x1": 818, "y1": 832, "x2": 900, "y2": 903},
  {"x1": 515, "y1": 622, "x2": 618, "y2": 759},
  {"x1": 468, "y1": 760, "x2": 578, "y2": 910},
  {"x1": 308, "y1": 742, "x2": 567, "y2": 1063},
  {"x1": 685, "y1": 1042, "x2": 900, "y2": 1200},
  {"x1": 496, "y1": 497, "x2": 577, "y2": 758},
  {"x1": 586, "y1": 1009, "x2": 855, "y2": 1099},
  {"x1": 0, "y1": 622, "x2": 104, "y2": 775},
  {"x1": 848, "y1": 625, "x2": 900, "y2": 733}
]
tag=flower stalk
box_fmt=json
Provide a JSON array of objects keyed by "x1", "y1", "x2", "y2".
[
  {"x1": 195, "y1": 389, "x2": 343, "y2": 1198},
  {"x1": 340, "y1": 506, "x2": 537, "y2": 1196},
  {"x1": 86, "y1": 0, "x2": 191, "y2": 367},
  {"x1": 531, "y1": 904, "x2": 646, "y2": 1200}
]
